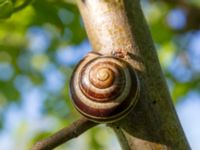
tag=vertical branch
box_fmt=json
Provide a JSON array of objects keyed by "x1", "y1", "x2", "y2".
[{"x1": 76, "y1": 0, "x2": 190, "y2": 149}]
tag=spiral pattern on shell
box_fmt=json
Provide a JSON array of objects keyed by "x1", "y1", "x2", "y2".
[{"x1": 70, "y1": 52, "x2": 139, "y2": 123}]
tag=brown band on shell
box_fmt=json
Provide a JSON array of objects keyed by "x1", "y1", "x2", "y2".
[
  {"x1": 80, "y1": 59, "x2": 125, "y2": 102},
  {"x1": 69, "y1": 52, "x2": 139, "y2": 123}
]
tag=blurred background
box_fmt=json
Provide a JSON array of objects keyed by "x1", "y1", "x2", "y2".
[{"x1": 0, "y1": 0, "x2": 200, "y2": 149}]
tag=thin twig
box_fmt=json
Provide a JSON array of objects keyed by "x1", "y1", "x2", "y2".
[{"x1": 31, "y1": 117, "x2": 98, "y2": 150}]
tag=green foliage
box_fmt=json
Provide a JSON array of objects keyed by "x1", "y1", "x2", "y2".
[
  {"x1": 0, "y1": 0, "x2": 200, "y2": 149},
  {"x1": 0, "y1": 0, "x2": 14, "y2": 19}
]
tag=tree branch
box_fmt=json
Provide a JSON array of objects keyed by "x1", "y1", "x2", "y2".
[
  {"x1": 31, "y1": 117, "x2": 98, "y2": 150},
  {"x1": 77, "y1": 0, "x2": 190, "y2": 149}
]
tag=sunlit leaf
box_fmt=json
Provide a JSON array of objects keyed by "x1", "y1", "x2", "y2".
[{"x1": 0, "y1": 0, "x2": 14, "y2": 19}]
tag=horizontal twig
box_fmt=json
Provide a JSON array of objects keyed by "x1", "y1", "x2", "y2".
[{"x1": 31, "y1": 117, "x2": 98, "y2": 150}]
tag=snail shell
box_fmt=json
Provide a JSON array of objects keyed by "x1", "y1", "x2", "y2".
[{"x1": 69, "y1": 52, "x2": 139, "y2": 123}]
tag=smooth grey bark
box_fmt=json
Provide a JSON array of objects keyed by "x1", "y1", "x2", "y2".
[{"x1": 77, "y1": 0, "x2": 190, "y2": 149}]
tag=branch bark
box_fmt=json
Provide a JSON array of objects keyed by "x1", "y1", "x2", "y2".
[
  {"x1": 31, "y1": 118, "x2": 97, "y2": 150},
  {"x1": 77, "y1": 0, "x2": 190, "y2": 149}
]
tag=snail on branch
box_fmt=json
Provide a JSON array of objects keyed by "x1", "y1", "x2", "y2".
[{"x1": 69, "y1": 52, "x2": 140, "y2": 123}]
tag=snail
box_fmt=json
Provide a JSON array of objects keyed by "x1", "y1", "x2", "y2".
[{"x1": 69, "y1": 52, "x2": 140, "y2": 123}]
